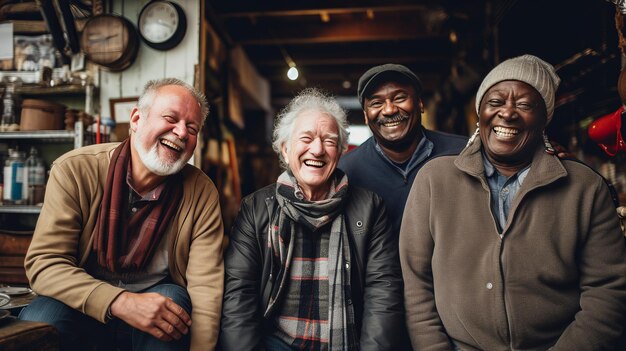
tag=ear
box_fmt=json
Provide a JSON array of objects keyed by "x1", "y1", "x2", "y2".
[
  {"x1": 418, "y1": 99, "x2": 425, "y2": 113},
  {"x1": 129, "y1": 107, "x2": 141, "y2": 133},
  {"x1": 363, "y1": 110, "x2": 368, "y2": 124},
  {"x1": 281, "y1": 143, "x2": 289, "y2": 164}
]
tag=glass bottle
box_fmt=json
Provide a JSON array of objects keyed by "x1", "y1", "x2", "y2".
[
  {"x1": 1, "y1": 77, "x2": 22, "y2": 132},
  {"x1": 25, "y1": 146, "x2": 46, "y2": 205},
  {"x1": 3, "y1": 149, "x2": 26, "y2": 204}
]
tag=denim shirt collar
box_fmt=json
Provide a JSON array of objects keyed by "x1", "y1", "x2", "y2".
[
  {"x1": 482, "y1": 153, "x2": 531, "y2": 185},
  {"x1": 374, "y1": 128, "x2": 434, "y2": 177}
]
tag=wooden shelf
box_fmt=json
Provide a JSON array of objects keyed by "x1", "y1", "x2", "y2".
[
  {"x1": 0, "y1": 84, "x2": 90, "y2": 96},
  {"x1": 18, "y1": 84, "x2": 90, "y2": 95}
]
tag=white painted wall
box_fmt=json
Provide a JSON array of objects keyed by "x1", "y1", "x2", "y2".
[{"x1": 98, "y1": 0, "x2": 200, "y2": 119}]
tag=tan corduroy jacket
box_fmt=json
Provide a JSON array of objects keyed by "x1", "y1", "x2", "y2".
[
  {"x1": 400, "y1": 140, "x2": 626, "y2": 351},
  {"x1": 24, "y1": 143, "x2": 225, "y2": 351}
]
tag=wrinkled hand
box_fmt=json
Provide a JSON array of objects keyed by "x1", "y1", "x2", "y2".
[{"x1": 110, "y1": 291, "x2": 192, "y2": 341}]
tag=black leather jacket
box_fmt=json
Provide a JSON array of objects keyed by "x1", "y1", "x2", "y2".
[{"x1": 220, "y1": 183, "x2": 404, "y2": 350}]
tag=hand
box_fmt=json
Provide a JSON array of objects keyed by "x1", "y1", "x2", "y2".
[
  {"x1": 550, "y1": 140, "x2": 578, "y2": 160},
  {"x1": 110, "y1": 291, "x2": 192, "y2": 341}
]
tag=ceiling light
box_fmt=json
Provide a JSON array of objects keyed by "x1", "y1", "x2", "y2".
[
  {"x1": 342, "y1": 80, "x2": 351, "y2": 89},
  {"x1": 449, "y1": 30, "x2": 458, "y2": 44},
  {"x1": 280, "y1": 46, "x2": 300, "y2": 81},
  {"x1": 320, "y1": 11, "x2": 330, "y2": 23},
  {"x1": 287, "y1": 66, "x2": 299, "y2": 80}
]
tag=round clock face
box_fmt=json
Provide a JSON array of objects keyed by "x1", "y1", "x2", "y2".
[
  {"x1": 138, "y1": 1, "x2": 186, "y2": 50},
  {"x1": 80, "y1": 14, "x2": 139, "y2": 71}
]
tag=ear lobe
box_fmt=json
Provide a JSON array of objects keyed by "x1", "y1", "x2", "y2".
[{"x1": 129, "y1": 107, "x2": 141, "y2": 132}]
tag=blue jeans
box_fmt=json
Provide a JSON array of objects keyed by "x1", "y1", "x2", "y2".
[
  {"x1": 19, "y1": 283, "x2": 191, "y2": 351},
  {"x1": 264, "y1": 335, "x2": 295, "y2": 351}
]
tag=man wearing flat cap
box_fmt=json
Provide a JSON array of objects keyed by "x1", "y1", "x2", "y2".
[
  {"x1": 339, "y1": 64, "x2": 467, "y2": 238},
  {"x1": 339, "y1": 64, "x2": 467, "y2": 350}
]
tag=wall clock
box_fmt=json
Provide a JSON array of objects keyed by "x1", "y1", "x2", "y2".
[
  {"x1": 80, "y1": 14, "x2": 139, "y2": 71},
  {"x1": 138, "y1": 1, "x2": 187, "y2": 51}
]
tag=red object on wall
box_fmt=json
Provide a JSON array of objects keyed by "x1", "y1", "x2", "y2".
[{"x1": 588, "y1": 106, "x2": 626, "y2": 156}]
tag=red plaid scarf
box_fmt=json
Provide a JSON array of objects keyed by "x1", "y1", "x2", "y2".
[{"x1": 92, "y1": 139, "x2": 182, "y2": 272}]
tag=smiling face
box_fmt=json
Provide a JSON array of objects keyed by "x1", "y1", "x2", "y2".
[
  {"x1": 478, "y1": 80, "x2": 547, "y2": 170},
  {"x1": 363, "y1": 80, "x2": 423, "y2": 156},
  {"x1": 281, "y1": 109, "x2": 341, "y2": 201},
  {"x1": 130, "y1": 84, "x2": 202, "y2": 177}
]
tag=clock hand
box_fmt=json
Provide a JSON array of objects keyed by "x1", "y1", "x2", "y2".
[
  {"x1": 155, "y1": 19, "x2": 175, "y2": 30},
  {"x1": 88, "y1": 33, "x2": 119, "y2": 43}
]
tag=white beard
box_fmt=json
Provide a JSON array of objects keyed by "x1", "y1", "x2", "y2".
[{"x1": 133, "y1": 134, "x2": 189, "y2": 176}]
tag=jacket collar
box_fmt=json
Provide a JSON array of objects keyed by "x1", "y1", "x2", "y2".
[{"x1": 455, "y1": 138, "x2": 568, "y2": 191}]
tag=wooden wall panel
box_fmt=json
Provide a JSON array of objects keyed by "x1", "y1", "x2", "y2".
[{"x1": 99, "y1": 0, "x2": 201, "y2": 120}]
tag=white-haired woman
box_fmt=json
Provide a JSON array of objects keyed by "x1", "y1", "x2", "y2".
[{"x1": 221, "y1": 88, "x2": 404, "y2": 350}]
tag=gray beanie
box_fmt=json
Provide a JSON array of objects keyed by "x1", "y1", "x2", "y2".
[{"x1": 475, "y1": 55, "x2": 561, "y2": 122}]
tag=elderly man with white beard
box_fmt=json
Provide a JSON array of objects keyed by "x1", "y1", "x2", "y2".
[{"x1": 19, "y1": 78, "x2": 225, "y2": 351}]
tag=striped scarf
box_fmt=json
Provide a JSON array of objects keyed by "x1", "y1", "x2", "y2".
[
  {"x1": 267, "y1": 169, "x2": 357, "y2": 350},
  {"x1": 92, "y1": 139, "x2": 182, "y2": 272}
]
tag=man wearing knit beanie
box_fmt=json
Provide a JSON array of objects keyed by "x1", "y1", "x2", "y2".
[{"x1": 400, "y1": 54, "x2": 626, "y2": 350}]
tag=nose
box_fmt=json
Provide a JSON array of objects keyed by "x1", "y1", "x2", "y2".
[
  {"x1": 173, "y1": 120, "x2": 188, "y2": 140},
  {"x1": 498, "y1": 101, "x2": 518, "y2": 120},
  {"x1": 309, "y1": 137, "x2": 325, "y2": 156},
  {"x1": 382, "y1": 99, "x2": 398, "y2": 116}
]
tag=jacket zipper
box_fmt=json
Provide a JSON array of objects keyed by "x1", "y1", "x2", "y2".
[
  {"x1": 481, "y1": 174, "x2": 514, "y2": 348},
  {"x1": 499, "y1": 234, "x2": 515, "y2": 350}
]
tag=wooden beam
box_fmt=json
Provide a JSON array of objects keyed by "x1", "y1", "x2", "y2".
[
  {"x1": 212, "y1": 1, "x2": 428, "y2": 18},
  {"x1": 218, "y1": 5, "x2": 427, "y2": 18},
  {"x1": 269, "y1": 73, "x2": 441, "y2": 97},
  {"x1": 226, "y1": 16, "x2": 434, "y2": 44},
  {"x1": 258, "y1": 63, "x2": 450, "y2": 81},
  {"x1": 0, "y1": 2, "x2": 41, "y2": 20},
  {"x1": 243, "y1": 40, "x2": 453, "y2": 67},
  {"x1": 10, "y1": 20, "x2": 48, "y2": 34}
]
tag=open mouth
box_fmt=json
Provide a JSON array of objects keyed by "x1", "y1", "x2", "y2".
[
  {"x1": 304, "y1": 159, "x2": 325, "y2": 168},
  {"x1": 493, "y1": 126, "x2": 519, "y2": 138},
  {"x1": 160, "y1": 138, "x2": 184, "y2": 152}
]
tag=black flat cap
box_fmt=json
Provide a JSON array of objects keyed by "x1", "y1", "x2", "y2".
[{"x1": 357, "y1": 64, "x2": 422, "y2": 107}]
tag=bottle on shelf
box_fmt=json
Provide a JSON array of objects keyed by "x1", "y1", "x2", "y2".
[
  {"x1": 25, "y1": 146, "x2": 46, "y2": 205},
  {"x1": 0, "y1": 156, "x2": 3, "y2": 206},
  {"x1": 3, "y1": 148, "x2": 27, "y2": 204},
  {"x1": 0, "y1": 77, "x2": 22, "y2": 132},
  {"x1": 0, "y1": 145, "x2": 5, "y2": 205}
]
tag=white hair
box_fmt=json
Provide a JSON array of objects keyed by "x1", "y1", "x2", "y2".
[
  {"x1": 137, "y1": 78, "x2": 209, "y2": 123},
  {"x1": 272, "y1": 88, "x2": 349, "y2": 169}
]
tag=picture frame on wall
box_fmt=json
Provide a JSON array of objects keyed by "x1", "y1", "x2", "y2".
[
  {"x1": 109, "y1": 96, "x2": 138, "y2": 140},
  {"x1": 109, "y1": 97, "x2": 138, "y2": 123}
]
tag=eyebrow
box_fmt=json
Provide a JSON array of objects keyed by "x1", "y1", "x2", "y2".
[
  {"x1": 368, "y1": 88, "x2": 408, "y2": 100},
  {"x1": 299, "y1": 130, "x2": 339, "y2": 139}
]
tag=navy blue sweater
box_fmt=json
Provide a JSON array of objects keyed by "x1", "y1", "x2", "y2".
[{"x1": 339, "y1": 129, "x2": 467, "y2": 237}]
